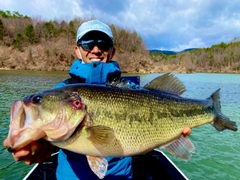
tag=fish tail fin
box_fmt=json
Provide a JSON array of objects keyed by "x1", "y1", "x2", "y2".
[
  {"x1": 211, "y1": 89, "x2": 237, "y2": 131},
  {"x1": 211, "y1": 88, "x2": 221, "y2": 111},
  {"x1": 213, "y1": 113, "x2": 237, "y2": 131}
]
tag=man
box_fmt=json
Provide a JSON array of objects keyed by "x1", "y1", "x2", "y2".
[
  {"x1": 3, "y1": 19, "x2": 191, "y2": 179},
  {"x1": 54, "y1": 19, "x2": 135, "y2": 180}
]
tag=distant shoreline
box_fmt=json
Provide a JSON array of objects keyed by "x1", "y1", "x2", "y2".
[{"x1": 0, "y1": 68, "x2": 239, "y2": 74}]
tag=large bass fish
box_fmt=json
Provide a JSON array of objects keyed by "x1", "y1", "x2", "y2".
[{"x1": 6, "y1": 73, "x2": 237, "y2": 179}]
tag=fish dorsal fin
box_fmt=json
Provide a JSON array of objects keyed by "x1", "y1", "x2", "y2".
[
  {"x1": 144, "y1": 73, "x2": 186, "y2": 96},
  {"x1": 86, "y1": 125, "x2": 116, "y2": 146},
  {"x1": 87, "y1": 155, "x2": 108, "y2": 179},
  {"x1": 161, "y1": 135, "x2": 195, "y2": 161}
]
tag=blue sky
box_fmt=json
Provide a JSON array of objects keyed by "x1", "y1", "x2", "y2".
[{"x1": 1, "y1": 0, "x2": 240, "y2": 51}]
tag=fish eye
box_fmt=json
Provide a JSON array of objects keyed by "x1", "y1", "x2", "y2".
[
  {"x1": 72, "y1": 99, "x2": 84, "y2": 110},
  {"x1": 32, "y1": 95, "x2": 42, "y2": 104}
]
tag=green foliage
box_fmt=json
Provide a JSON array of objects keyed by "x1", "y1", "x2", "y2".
[
  {"x1": 0, "y1": 10, "x2": 29, "y2": 18},
  {"x1": 68, "y1": 20, "x2": 76, "y2": 37},
  {"x1": 0, "y1": 10, "x2": 8, "y2": 17},
  {"x1": 150, "y1": 52, "x2": 167, "y2": 61},
  {"x1": 43, "y1": 21, "x2": 56, "y2": 39},
  {"x1": 209, "y1": 53, "x2": 214, "y2": 59},
  {"x1": 24, "y1": 24, "x2": 35, "y2": 43},
  {"x1": 219, "y1": 42, "x2": 228, "y2": 49},
  {"x1": 69, "y1": 21, "x2": 74, "y2": 27},
  {"x1": 13, "y1": 33, "x2": 23, "y2": 51},
  {"x1": 236, "y1": 65, "x2": 240, "y2": 71},
  {"x1": 58, "y1": 20, "x2": 67, "y2": 33},
  {"x1": 211, "y1": 42, "x2": 228, "y2": 49},
  {"x1": 0, "y1": 19, "x2": 3, "y2": 40}
]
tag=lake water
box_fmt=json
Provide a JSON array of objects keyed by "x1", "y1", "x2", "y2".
[{"x1": 0, "y1": 70, "x2": 240, "y2": 180}]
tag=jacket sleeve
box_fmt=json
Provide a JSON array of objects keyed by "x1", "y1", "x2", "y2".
[
  {"x1": 54, "y1": 78, "x2": 71, "y2": 88},
  {"x1": 55, "y1": 82, "x2": 67, "y2": 88}
]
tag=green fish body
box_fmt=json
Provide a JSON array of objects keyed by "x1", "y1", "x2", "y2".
[{"x1": 7, "y1": 73, "x2": 237, "y2": 179}]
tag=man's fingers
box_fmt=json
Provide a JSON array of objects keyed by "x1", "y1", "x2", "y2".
[
  {"x1": 3, "y1": 138, "x2": 56, "y2": 165},
  {"x1": 3, "y1": 139, "x2": 8, "y2": 147},
  {"x1": 182, "y1": 127, "x2": 192, "y2": 137},
  {"x1": 13, "y1": 149, "x2": 30, "y2": 159},
  {"x1": 34, "y1": 140, "x2": 54, "y2": 163},
  {"x1": 12, "y1": 146, "x2": 31, "y2": 161},
  {"x1": 14, "y1": 141, "x2": 42, "y2": 164}
]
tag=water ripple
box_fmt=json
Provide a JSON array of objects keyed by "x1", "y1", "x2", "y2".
[{"x1": 1, "y1": 71, "x2": 240, "y2": 180}]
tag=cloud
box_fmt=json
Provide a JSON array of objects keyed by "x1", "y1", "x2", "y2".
[
  {"x1": 177, "y1": 38, "x2": 206, "y2": 51},
  {"x1": 0, "y1": 0, "x2": 240, "y2": 51}
]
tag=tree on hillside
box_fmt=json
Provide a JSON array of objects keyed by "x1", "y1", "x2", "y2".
[
  {"x1": 0, "y1": 10, "x2": 28, "y2": 18},
  {"x1": 43, "y1": 21, "x2": 56, "y2": 39},
  {"x1": 0, "y1": 10, "x2": 10, "y2": 18},
  {"x1": 0, "y1": 19, "x2": 3, "y2": 40},
  {"x1": 24, "y1": 24, "x2": 35, "y2": 43},
  {"x1": 68, "y1": 20, "x2": 76, "y2": 36},
  {"x1": 34, "y1": 22, "x2": 44, "y2": 39},
  {"x1": 12, "y1": 11, "x2": 24, "y2": 18},
  {"x1": 13, "y1": 33, "x2": 23, "y2": 51}
]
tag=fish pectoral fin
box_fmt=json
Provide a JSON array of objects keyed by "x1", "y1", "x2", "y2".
[
  {"x1": 86, "y1": 125, "x2": 116, "y2": 145},
  {"x1": 86, "y1": 155, "x2": 108, "y2": 179},
  {"x1": 161, "y1": 135, "x2": 195, "y2": 161}
]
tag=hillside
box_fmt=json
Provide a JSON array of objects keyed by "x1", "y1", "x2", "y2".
[
  {"x1": 150, "y1": 42, "x2": 240, "y2": 73},
  {"x1": 0, "y1": 10, "x2": 240, "y2": 74}
]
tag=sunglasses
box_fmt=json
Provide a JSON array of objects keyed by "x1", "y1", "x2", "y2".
[{"x1": 78, "y1": 39, "x2": 113, "y2": 51}]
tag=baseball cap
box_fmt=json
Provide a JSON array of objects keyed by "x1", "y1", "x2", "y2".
[{"x1": 76, "y1": 20, "x2": 114, "y2": 43}]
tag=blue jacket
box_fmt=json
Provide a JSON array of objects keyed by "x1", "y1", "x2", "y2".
[
  {"x1": 55, "y1": 59, "x2": 133, "y2": 180},
  {"x1": 56, "y1": 59, "x2": 122, "y2": 87}
]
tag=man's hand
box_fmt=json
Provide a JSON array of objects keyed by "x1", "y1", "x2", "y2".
[
  {"x1": 182, "y1": 127, "x2": 192, "y2": 137},
  {"x1": 3, "y1": 139, "x2": 56, "y2": 165}
]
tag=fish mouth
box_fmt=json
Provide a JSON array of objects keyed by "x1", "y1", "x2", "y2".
[
  {"x1": 7, "y1": 101, "x2": 47, "y2": 151},
  {"x1": 7, "y1": 126, "x2": 47, "y2": 152},
  {"x1": 7, "y1": 128, "x2": 46, "y2": 152}
]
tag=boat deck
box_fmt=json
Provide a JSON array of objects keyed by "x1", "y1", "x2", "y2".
[{"x1": 24, "y1": 150, "x2": 188, "y2": 180}]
